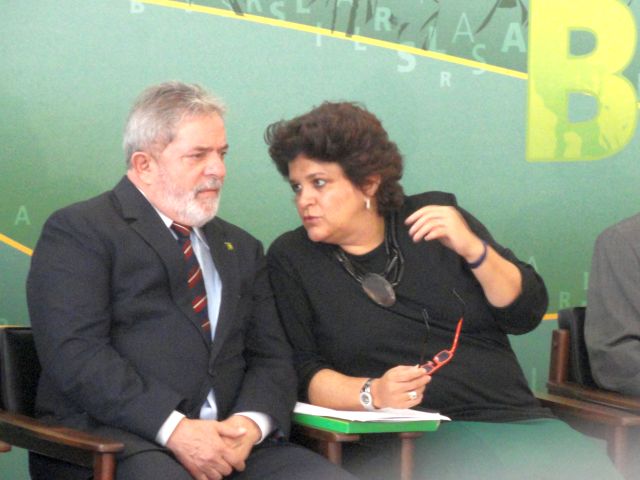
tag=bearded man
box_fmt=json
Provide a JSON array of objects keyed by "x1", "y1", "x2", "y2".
[{"x1": 26, "y1": 82, "x2": 355, "y2": 480}]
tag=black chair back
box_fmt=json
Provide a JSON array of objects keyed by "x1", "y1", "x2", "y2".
[
  {"x1": 557, "y1": 307, "x2": 597, "y2": 388},
  {"x1": 0, "y1": 327, "x2": 40, "y2": 416}
]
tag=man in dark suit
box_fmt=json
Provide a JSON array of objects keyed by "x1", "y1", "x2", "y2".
[{"x1": 26, "y1": 82, "x2": 354, "y2": 480}]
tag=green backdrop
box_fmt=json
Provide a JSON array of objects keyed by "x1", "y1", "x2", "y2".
[{"x1": 2, "y1": 1, "x2": 639, "y2": 477}]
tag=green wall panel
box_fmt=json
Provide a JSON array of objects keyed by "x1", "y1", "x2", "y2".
[{"x1": 1, "y1": 1, "x2": 638, "y2": 476}]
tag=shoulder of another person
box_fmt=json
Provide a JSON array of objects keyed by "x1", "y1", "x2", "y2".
[
  {"x1": 268, "y1": 227, "x2": 323, "y2": 268},
  {"x1": 269, "y1": 227, "x2": 308, "y2": 251},
  {"x1": 405, "y1": 191, "x2": 458, "y2": 210},
  {"x1": 594, "y1": 215, "x2": 640, "y2": 255},
  {"x1": 603, "y1": 213, "x2": 640, "y2": 240}
]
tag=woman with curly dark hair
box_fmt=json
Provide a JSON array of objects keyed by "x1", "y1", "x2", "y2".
[{"x1": 265, "y1": 102, "x2": 621, "y2": 479}]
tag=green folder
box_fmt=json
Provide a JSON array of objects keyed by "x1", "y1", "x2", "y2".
[{"x1": 293, "y1": 412, "x2": 441, "y2": 435}]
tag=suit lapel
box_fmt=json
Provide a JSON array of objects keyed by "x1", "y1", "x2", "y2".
[
  {"x1": 202, "y1": 220, "x2": 239, "y2": 361},
  {"x1": 113, "y1": 177, "x2": 211, "y2": 345}
]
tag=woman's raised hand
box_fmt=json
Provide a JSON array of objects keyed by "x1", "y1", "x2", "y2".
[{"x1": 405, "y1": 205, "x2": 484, "y2": 262}]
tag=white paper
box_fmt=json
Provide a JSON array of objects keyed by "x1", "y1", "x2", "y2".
[{"x1": 294, "y1": 402, "x2": 450, "y2": 423}]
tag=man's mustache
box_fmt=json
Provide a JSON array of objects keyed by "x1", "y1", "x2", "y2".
[{"x1": 195, "y1": 177, "x2": 223, "y2": 193}]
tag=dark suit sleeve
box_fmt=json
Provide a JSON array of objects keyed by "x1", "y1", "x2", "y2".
[
  {"x1": 27, "y1": 208, "x2": 184, "y2": 441},
  {"x1": 225, "y1": 238, "x2": 297, "y2": 436}
]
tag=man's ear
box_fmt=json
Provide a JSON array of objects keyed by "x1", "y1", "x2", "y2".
[
  {"x1": 130, "y1": 151, "x2": 155, "y2": 184},
  {"x1": 362, "y1": 174, "x2": 382, "y2": 197}
]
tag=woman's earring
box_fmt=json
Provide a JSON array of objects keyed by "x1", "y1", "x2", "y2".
[{"x1": 365, "y1": 197, "x2": 371, "y2": 210}]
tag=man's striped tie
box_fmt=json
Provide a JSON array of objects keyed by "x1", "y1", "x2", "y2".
[{"x1": 171, "y1": 222, "x2": 211, "y2": 335}]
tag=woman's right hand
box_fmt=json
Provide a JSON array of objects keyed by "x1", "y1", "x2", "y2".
[{"x1": 371, "y1": 365, "x2": 431, "y2": 409}]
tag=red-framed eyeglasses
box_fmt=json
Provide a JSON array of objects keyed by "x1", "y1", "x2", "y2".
[{"x1": 420, "y1": 316, "x2": 463, "y2": 375}]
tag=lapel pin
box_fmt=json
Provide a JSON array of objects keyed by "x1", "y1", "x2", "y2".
[{"x1": 224, "y1": 242, "x2": 234, "y2": 251}]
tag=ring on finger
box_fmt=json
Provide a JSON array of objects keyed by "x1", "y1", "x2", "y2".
[{"x1": 408, "y1": 390, "x2": 418, "y2": 401}]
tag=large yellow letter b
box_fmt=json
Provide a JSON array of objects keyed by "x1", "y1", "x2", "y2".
[{"x1": 527, "y1": 0, "x2": 637, "y2": 161}]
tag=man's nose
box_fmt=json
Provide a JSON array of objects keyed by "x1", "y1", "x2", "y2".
[{"x1": 205, "y1": 154, "x2": 226, "y2": 178}]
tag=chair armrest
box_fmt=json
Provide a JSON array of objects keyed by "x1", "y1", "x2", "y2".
[
  {"x1": 0, "y1": 410, "x2": 124, "y2": 468},
  {"x1": 548, "y1": 329, "x2": 570, "y2": 384},
  {"x1": 535, "y1": 391, "x2": 640, "y2": 428},
  {"x1": 547, "y1": 382, "x2": 640, "y2": 414},
  {"x1": 292, "y1": 424, "x2": 361, "y2": 444}
]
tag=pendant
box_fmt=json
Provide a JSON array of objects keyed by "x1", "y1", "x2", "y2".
[{"x1": 361, "y1": 273, "x2": 396, "y2": 307}]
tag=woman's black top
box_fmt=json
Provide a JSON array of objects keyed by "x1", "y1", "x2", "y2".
[{"x1": 267, "y1": 191, "x2": 551, "y2": 421}]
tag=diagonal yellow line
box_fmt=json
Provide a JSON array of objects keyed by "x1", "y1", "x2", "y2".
[
  {"x1": 0, "y1": 1, "x2": 597, "y2": 321},
  {"x1": 139, "y1": 0, "x2": 527, "y2": 80},
  {"x1": 0, "y1": 233, "x2": 33, "y2": 256},
  {"x1": 140, "y1": 1, "x2": 640, "y2": 109}
]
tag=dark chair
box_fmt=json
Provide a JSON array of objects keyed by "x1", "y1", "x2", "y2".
[
  {"x1": 0, "y1": 326, "x2": 124, "y2": 480},
  {"x1": 291, "y1": 422, "x2": 423, "y2": 480},
  {"x1": 535, "y1": 307, "x2": 640, "y2": 478},
  {"x1": 292, "y1": 424, "x2": 423, "y2": 480}
]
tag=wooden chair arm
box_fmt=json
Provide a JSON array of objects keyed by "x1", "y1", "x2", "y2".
[
  {"x1": 0, "y1": 410, "x2": 124, "y2": 468},
  {"x1": 293, "y1": 423, "x2": 424, "y2": 480},
  {"x1": 536, "y1": 391, "x2": 640, "y2": 428},
  {"x1": 293, "y1": 424, "x2": 361, "y2": 444},
  {"x1": 547, "y1": 382, "x2": 640, "y2": 414},
  {"x1": 292, "y1": 424, "x2": 361, "y2": 467},
  {"x1": 547, "y1": 326, "x2": 640, "y2": 413},
  {"x1": 548, "y1": 329, "x2": 570, "y2": 384}
]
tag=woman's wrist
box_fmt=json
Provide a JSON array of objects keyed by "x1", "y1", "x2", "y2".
[
  {"x1": 359, "y1": 377, "x2": 378, "y2": 411},
  {"x1": 466, "y1": 240, "x2": 488, "y2": 269},
  {"x1": 370, "y1": 378, "x2": 382, "y2": 409}
]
